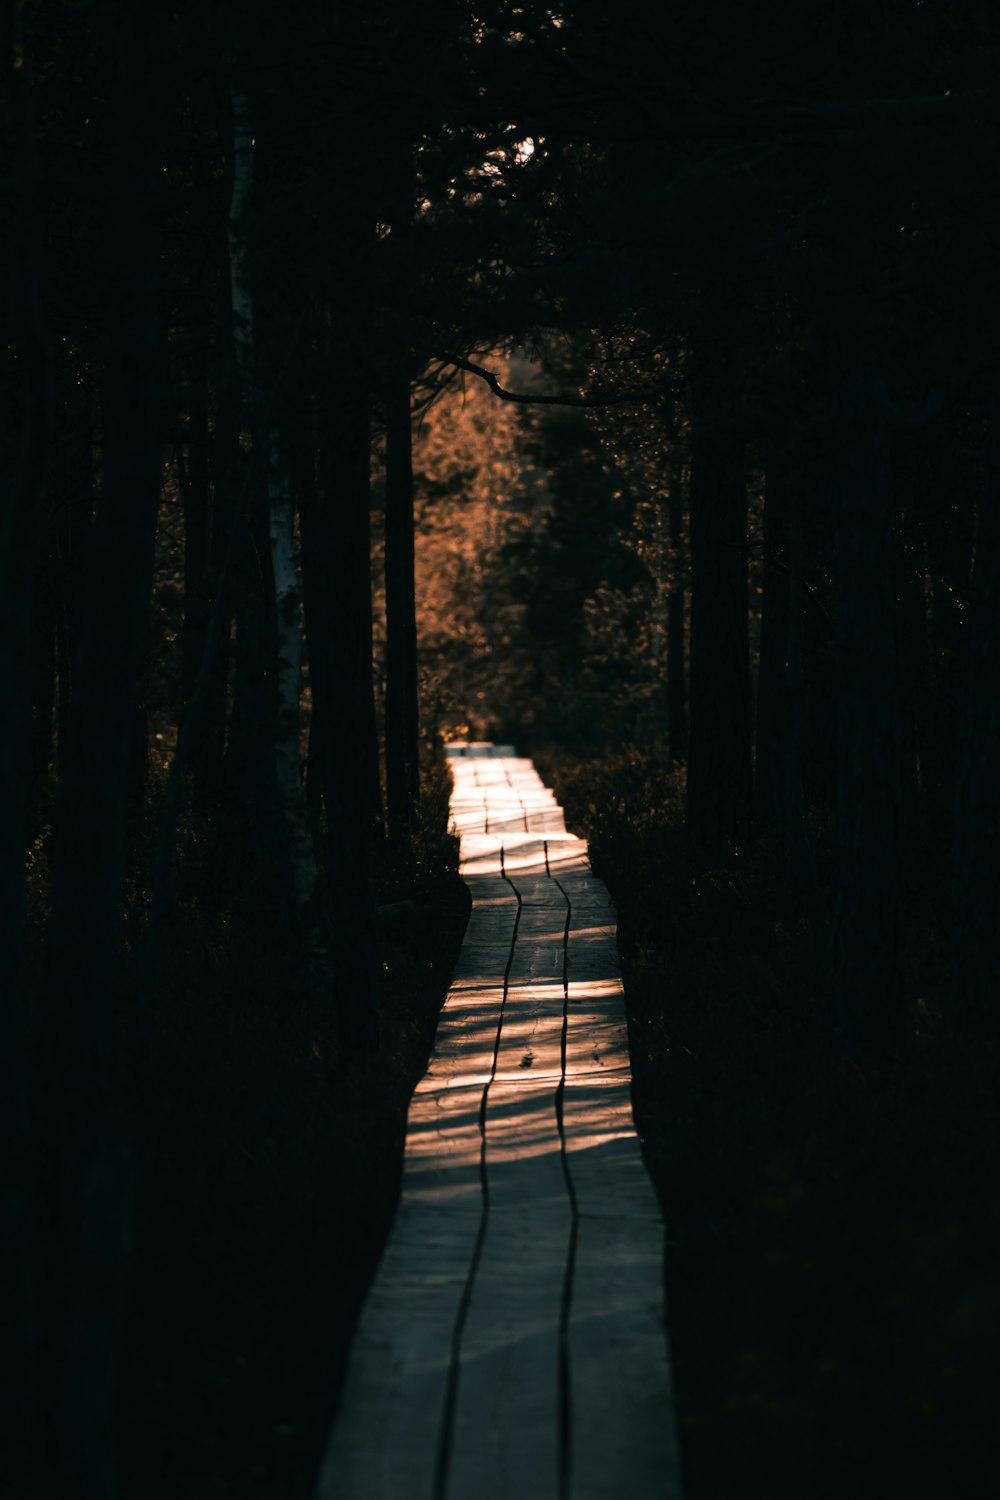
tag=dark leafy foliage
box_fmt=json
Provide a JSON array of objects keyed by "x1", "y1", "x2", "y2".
[{"x1": 537, "y1": 742, "x2": 999, "y2": 1500}]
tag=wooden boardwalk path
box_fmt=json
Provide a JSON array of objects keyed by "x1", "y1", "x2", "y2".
[{"x1": 316, "y1": 744, "x2": 683, "y2": 1500}]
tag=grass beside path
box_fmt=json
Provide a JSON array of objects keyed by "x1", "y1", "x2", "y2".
[{"x1": 534, "y1": 742, "x2": 999, "y2": 1500}]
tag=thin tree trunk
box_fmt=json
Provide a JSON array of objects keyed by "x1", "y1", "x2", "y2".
[
  {"x1": 784, "y1": 460, "x2": 809, "y2": 839},
  {"x1": 268, "y1": 431, "x2": 320, "y2": 931},
  {"x1": 384, "y1": 372, "x2": 420, "y2": 849},
  {"x1": 224, "y1": 491, "x2": 278, "y2": 898},
  {"x1": 755, "y1": 445, "x2": 792, "y2": 829},
  {"x1": 218, "y1": 82, "x2": 284, "y2": 916},
  {"x1": 0, "y1": 486, "x2": 42, "y2": 1500},
  {"x1": 894, "y1": 534, "x2": 930, "y2": 843},
  {"x1": 924, "y1": 433, "x2": 975, "y2": 836},
  {"x1": 0, "y1": 11, "x2": 47, "y2": 1478},
  {"x1": 302, "y1": 394, "x2": 380, "y2": 1050},
  {"x1": 891, "y1": 438, "x2": 930, "y2": 843},
  {"x1": 300, "y1": 429, "x2": 325, "y2": 820},
  {"x1": 179, "y1": 383, "x2": 212, "y2": 707},
  {"x1": 197, "y1": 377, "x2": 239, "y2": 802},
  {"x1": 54, "y1": 399, "x2": 93, "y2": 784},
  {"x1": 686, "y1": 359, "x2": 751, "y2": 856},
  {"x1": 830, "y1": 362, "x2": 901, "y2": 1058},
  {"x1": 29, "y1": 556, "x2": 56, "y2": 835},
  {"x1": 227, "y1": 87, "x2": 254, "y2": 386},
  {"x1": 666, "y1": 488, "x2": 688, "y2": 762},
  {"x1": 953, "y1": 399, "x2": 1000, "y2": 1029}
]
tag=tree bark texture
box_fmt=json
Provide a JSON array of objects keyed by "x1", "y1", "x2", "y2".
[
  {"x1": 686, "y1": 362, "x2": 751, "y2": 856},
  {"x1": 923, "y1": 439, "x2": 975, "y2": 835},
  {"x1": 179, "y1": 384, "x2": 212, "y2": 708},
  {"x1": 755, "y1": 446, "x2": 792, "y2": 829},
  {"x1": 268, "y1": 431, "x2": 320, "y2": 926},
  {"x1": 47, "y1": 12, "x2": 167, "y2": 1493},
  {"x1": 894, "y1": 531, "x2": 931, "y2": 842},
  {"x1": 53, "y1": 392, "x2": 94, "y2": 784},
  {"x1": 217, "y1": 82, "x2": 286, "y2": 918},
  {"x1": 384, "y1": 373, "x2": 420, "y2": 848},
  {"x1": 891, "y1": 439, "x2": 932, "y2": 843},
  {"x1": 302, "y1": 395, "x2": 380, "y2": 1050},
  {"x1": 666, "y1": 490, "x2": 688, "y2": 762},
  {"x1": 830, "y1": 364, "x2": 901, "y2": 1057},
  {"x1": 0, "y1": 21, "x2": 47, "y2": 1481},
  {"x1": 953, "y1": 400, "x2": 1000, "y2": 1028}
]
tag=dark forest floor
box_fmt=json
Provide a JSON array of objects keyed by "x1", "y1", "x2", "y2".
[
  {"x1": 535, "y1": 742, "x2": 999, "y2": 1500},
  {"x1": 119, "y1": 873, "x2": 470, "y2": 1500}
]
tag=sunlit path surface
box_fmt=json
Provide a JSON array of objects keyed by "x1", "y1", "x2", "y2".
[{"x1": 316, "y1": 744, "x2": 684, "y2": 1500}]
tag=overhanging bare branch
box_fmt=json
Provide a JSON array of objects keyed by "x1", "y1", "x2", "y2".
[{"x1": 432, "y1": 353, "x2": 657, "y2": 407}]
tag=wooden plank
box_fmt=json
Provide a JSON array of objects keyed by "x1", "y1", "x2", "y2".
[
  {"x1": 559, "y1": 884, "x2": 684, "y2": 1498},
  {"x1": 562, "y1": 1084, "x2": 683, "y2": 1499},
  {"x1": 314, "y1": 1195, "x2": 479, "y2": 1500},
  {"x1": 445, "y1": 1077, "x2": 570, "y2": 1500},
  {"x1": 566, "y1": 1204, "x2": 682, "y2": 1500},
  {"x1": 403, "y1": 1083, "x2": 485, "y2": 1204}
]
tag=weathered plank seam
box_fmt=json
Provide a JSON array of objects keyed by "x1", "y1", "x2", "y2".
[
  {"x1": 434, "y1": 849, "x2": 523, "y2": 1500},
  {"x1": 552, "y1": 873, "x2": 580, "y2": 1500}
]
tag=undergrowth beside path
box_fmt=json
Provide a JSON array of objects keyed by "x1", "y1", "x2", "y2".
[
  {"x1": 23, "y1": 742, "x2": 470, "y2": 1500},
  {"x1": 120, "y1": 872, "x2": 469, "y2": 1500},
  {"x1": 535, "y1": 742, "x2": 998, "y2": 1500}
]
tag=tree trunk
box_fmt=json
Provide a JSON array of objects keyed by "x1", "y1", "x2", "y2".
[
  {"x1": 0, "y1": 20, "x2": 47, "y2": 1482},
  {"x1": 29, "y1": 551, "x2": 56, "y2": 836},
  {"x1": 953, "y1": 400, "x2": 1000, "y2": 1029},
  {"x1": 0, "y1": 481, "x2": 42, "y2": 1500},
  {"x1": 267, "y1": 430, "x2": 320, "y2": 933},
  {"x1": 54, "y1": 396, "x2": 93, "y2": 785},
  {"x1": 686, "y1": 361, "x2": 751, "y2": 856},
  {"x1": 666, "y1": 489, "x2": 688, "y2": 762},
  {"x1": 216, "y1": 82, "x2": 286, "y2": 918},
  {"x1": 830, "y1": 363, "x2": 901, "y2": 1058},
  {"x1": 384, "y1": 373, "x2": 420, "y2": 849},
  {"x1": 783, "y1": 459, "x2": 810, "y2": 840},
  {"x1": 894, "y1": 532, "x2": 931, "y2": 844},
  {"x1": 48, "y1": 13, "x2": 167, "y2": 1493},
  {"x1": 891, "y1": 438, "x2": 931, "y2": 844},
  {"x1": 195, "y1": 375, "x2": 239, "y2": 804},
  {"x1": 755, "y1": 445, "x2": 792, "y2": 829},
  {"x1": 923, "y1": 432, "x2": 975, "y2": 837},
  {"x1": 227, "y1": 86, "x2": 254, "y2": 386},
  {"x1": 179, "y1": 383, "x2": 212, "y2": 708},
  {"x1": 302, "y1": 394, "x2": 380, "y2": 1051}
]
